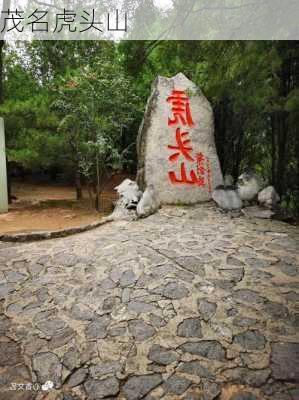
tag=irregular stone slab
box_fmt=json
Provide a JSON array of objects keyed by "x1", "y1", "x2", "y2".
[
  {"x1": 164, "y1": 374, "x2": 191, "y2": 395},
  {"x1": 32, "y1": 352, "x2": 62, "y2": 388},
  {"x1": 5, "y1": 271, "x2": 27, "y2": 283},
  {"x1": 198, "y1": 299, "x2": 217, "y2": 321},
  {"x1": 68, "y1": 367, "x2": 88, "y2": 387},
  {"x1": 227, "y1": 256, "x2": 245, "y2": 267},
  {"x1": 84, "y1": 377, "x2": 119, "y2": 399},
  {"x1": 49, "y1": 326, "x2": 75, "y2": 350},
  {"x1": 177, "y1": 317, "x2": 202, "y2": 338},
  {"x1": 232, "y1": 317, "x2": 257, "y2": 327},
  {"x1": 63, "y1": 347, "x2": 81, "y2": 371},
  {"x1": 120, "y1": 270, "x2": 138, "y2": 287},
  {"x1": 90, "y1": 361, "x2": 122, "y2": 378},
  {"x1": 203, "y1": 381, "x2": 221, "y2": 400},
  {"x1": 223, "y1": 367, "x2": 270, "y2": 387},
  {"x1": 0, "y1": 283, "x2": 15, "y2": 299},
  {"x1": 71, "y1": 304, "x2": 94, "y2": 321},
  {"x1": 122, "y1": 374, "x2": 162, "y2": 400},
  {"x1": 153, "y1": 281, "x2": 189, "y2": 299},
  {"x1": 230, "y1": 393, "x2": 257, "y2": 400},
  {"x1": 233, "y1": 289, "x2": 266, "y2": 305},
  {"x1": 177, "y1": 361, "x2": 214, "y2": 379},
  {"x1": 174, "y1": 256, "x2": 205, "y2": 276},
  {"x1": 136, "y1": 73, "x2": 223, "y2": 203},
  {"x1": 85, "y1": 316, "x2": 110, "y2": 339},
  {"x1": 0, "y1": 340, "x2": 22, "y2": 367},
  {"x1": 233, "y1": 330, "x2": 266, "y2": 351},
  {"x1": 263, "y1": 301, "x2": 289, "y2": 319},
  {"x1": 270, "y1": 342, "x2": 299, "y2": 382},
  {"x1": 128, "y1": 320, "x2": 155, "y2": 341},
  {"x1": 127, "y1": 301, "x2": 157, "y2": 314},
  {"x1": 148, "y1": 344, "x2": 179, "y2": 365},
  {"x1": 180, "y1": 340, "x2": 226, "y2": 360},
  {"x1": 35, "y1": 318, "x2": 67, "y2": 336}
]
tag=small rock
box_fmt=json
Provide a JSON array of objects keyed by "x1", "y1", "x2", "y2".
[{"x1": 258, "y1": 186, "x2": 280, "y2": 209}]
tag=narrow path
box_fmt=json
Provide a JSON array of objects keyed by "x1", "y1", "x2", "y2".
[{"x1": 0, "y1": 204, "x2": 298, "y2": 400}]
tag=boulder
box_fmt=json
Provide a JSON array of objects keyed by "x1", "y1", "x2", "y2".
[
  {"x1": 258, "y1": 186, "x2": 280, "y2": 209},
  {"x1": 237, "y1": 172, "x2": 260, "y2": 201},
  {"x1": 137, "y1": 73, "x2": 223, "y2": 204},
  {"x1": 212, "y1": 186, "x2": 243, "y2": 210},
  {"x1": 136, "y1": 185, "x2": 159, "y2": 218}
]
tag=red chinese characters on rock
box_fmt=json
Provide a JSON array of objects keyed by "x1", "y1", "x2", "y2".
[{"x1": 167, "y1": 89, "x2": 212, "y2": 191}]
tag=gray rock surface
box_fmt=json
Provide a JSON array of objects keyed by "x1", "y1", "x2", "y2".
[
  {"x1": 137, "y1": 73, "x2": 223, "y2": 203},
  {"x1": 0, "y1": 202, "x2": 298, "y2": 399},
  {"x1": 136, "y1": 185, "x2": 159, "y2": 218}
]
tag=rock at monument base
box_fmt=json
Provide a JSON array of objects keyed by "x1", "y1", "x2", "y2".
[
  {"x1": 237, "y1": 172, "x2": 260, "y2": 201},
  {"x1": 212, "y1": 186, "x2": 242, "y2": 211},
  {"x1": 111, "y1": 179, "x2": 141, "y2": 221},
  {"x1": 258, "y1": 186, "x2": 280, "y2": 209},
  {"x1": 136, "y1": 185, "x2": 159, "y2": 218},
  {"x1": 137, "y1": 73, "x2": 223, "y2": 205},
  {"x1": 114, "y1": 179, "x2": 142, "y2": 208}
]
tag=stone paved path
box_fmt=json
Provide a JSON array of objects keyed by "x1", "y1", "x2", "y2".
[{"x1": 0, "y1": 204, "x2": 298, "y2": 400}]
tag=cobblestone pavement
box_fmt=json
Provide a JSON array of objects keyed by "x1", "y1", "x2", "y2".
[{"x1": 0, "y1": 204, "x2": 298, "y2": 400}]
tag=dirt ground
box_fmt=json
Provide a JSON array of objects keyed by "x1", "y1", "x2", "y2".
[{"x1": 0, "y1": 176, "x2": 129, "y2": 234}]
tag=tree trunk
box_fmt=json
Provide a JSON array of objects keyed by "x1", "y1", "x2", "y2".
[
  {"x1": 75, "y1": 169, "x2": 82, "y2": 201},
  {"x1": 95, "y1": 153, "x2": 100, "y2": 211}
]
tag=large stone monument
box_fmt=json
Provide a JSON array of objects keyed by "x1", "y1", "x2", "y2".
[
  {"x1": 137, "y1": 73, "x2": 223, "y2": 204},
  {"x1": 0, "y1": 118, "x2": 8, "y2": 213}
]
